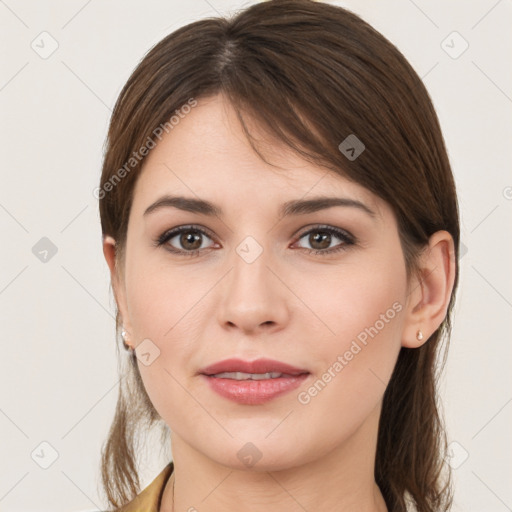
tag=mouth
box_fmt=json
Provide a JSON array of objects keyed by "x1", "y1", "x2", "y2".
[
  {"x1": 199, "y1": 358, "x2": 310, "y2": 405},
  {"x1": 208, "y1": 371, "x2": 301, "y2": 380},
  {"x1": 199, "y1": 357, "x2": 309, "y2": 377}
]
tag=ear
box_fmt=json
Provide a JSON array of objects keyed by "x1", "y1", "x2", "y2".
[
  {"x1": 103, "y1": 235, "x2": 133, "y2": 339},
  {"x1": 402, "y1": 230, "x2": 456, "y2": 348}
]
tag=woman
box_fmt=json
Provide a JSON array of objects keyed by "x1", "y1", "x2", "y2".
[{"x1": 98, "y1": 0, "x2": 459, "y2": 510}]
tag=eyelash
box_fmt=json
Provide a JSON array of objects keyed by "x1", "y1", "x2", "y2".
[{"x1": 154, "y1": 224, "x2": 356, "y2": 258}]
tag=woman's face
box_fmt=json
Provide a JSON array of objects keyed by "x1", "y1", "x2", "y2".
[{"x1": 115, "y1": 93, "x2": 411, "y2": 471}]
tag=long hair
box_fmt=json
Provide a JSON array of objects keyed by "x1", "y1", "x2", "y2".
[{"x1": 98, "y1": 1, "x2": 460, "y2": 510}]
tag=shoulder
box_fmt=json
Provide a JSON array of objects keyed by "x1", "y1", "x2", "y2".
[
  {"x1": 71, "y1": 462, "x2": 174, "y2": 512},
  {"x1": 70, "y1": 508, "x2": 105, "y2": 512},
  {"x1": 117, "y1": 461, "x2": 174, "y2": 512}
]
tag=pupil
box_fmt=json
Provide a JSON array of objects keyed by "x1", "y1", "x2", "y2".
[
  {"x1": 178, "y1": 230, "x2": 332, "y2": 251},
  {"x1": 181, "y1": 231, "x2": 201, "y2": 250},
  {"x1": 311, "y1": 232, "x2": 330, "y2": 249}
]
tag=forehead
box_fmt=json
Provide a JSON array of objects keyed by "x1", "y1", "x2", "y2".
[{"x1": 131, "y1": 94, "x2": 384, "y2": 219}]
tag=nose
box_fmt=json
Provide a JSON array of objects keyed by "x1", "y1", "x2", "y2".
[{"x1": 215, "y1": 239, "x2": 290, "y2": 336}]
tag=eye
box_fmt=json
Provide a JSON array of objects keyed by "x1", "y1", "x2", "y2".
[
  {"x1": 155, "y1": 225, "x2": 216, "y2": 257},
  {"x1": 155, "y1": 224, "x2": 356, "y2": 257},
  {"x1": 293, "y1": 225, "x2": 355, "y2": 255}
]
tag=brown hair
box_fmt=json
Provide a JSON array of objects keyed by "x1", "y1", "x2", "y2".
[{"x1": 98, "y1": 1, "x2": 460, "y2": 510}]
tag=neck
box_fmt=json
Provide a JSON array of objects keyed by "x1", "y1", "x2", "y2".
[{"x1": 160, "y1": 404, "x2": 387, "y2": 512}]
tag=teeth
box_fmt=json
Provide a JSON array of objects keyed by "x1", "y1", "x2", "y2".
[{"x1": 212, "y1": 371, "x2": 284, "y2": 380}]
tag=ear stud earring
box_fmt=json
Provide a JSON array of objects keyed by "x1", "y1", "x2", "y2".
[
  {"x1": 416, "y1": 330, "x2": 424, "y2": 341},
  {"x1": 121, "y1": 328, "x2": 134, "y2": 351}
]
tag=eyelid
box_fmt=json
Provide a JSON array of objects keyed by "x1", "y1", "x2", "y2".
[
  {"x1": 155, "y1": 223, "x2": 357, "y2": 255},
  {"x1": 155, "y1": 224, "x2": 216, "y2": 245},
  {"x1": 293, "y1": 224, "x2": 355, "y2": 243}
]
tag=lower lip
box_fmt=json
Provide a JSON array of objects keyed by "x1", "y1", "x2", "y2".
[{"x1": 201, "y1": 373, "x2": 309, "y2": 405}]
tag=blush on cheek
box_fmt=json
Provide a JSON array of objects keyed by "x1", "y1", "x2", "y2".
[
  {"x1": 126, "y1": 270, "x2": 195, "y2": 338},
  {"x1": 317, "y1": 280, "x2": 404, "y2": 388}
]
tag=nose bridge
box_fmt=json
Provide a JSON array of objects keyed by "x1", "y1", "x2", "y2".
[
  {"x1": 230, "y1": 232, "x2": 276, "y2": 304},
  {"x1": 215, "y1": 230, "x2": 289, "y2": 332}
]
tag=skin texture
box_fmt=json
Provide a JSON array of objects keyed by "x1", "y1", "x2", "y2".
[{"x1": 103, "y1": 94, "x2": 456, "y2": 511}]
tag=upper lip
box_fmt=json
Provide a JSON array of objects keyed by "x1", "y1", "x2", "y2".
[{"x1": 199, "y1": 358, "x2": 309, "y2": 376}]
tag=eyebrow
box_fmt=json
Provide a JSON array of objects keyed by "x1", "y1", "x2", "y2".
[{"x1": 143, "y1": 194, "x2": 376, "y2": 219}]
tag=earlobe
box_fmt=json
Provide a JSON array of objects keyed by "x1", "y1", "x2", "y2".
[{"x1": 402, "y1": 230, "x2": 456, "y2": 348}]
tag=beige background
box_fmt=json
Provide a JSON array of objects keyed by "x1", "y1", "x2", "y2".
[{"x1": 0, "y1": 0, "x2": 511, "y2": 510}]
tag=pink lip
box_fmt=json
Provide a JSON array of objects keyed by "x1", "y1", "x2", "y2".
[
  {"x1": 199, "y1": 357, "x2": 309, "y2": 376},
  {"x1": 199, "y1": 358, "x2": 310, "y2": 405}
]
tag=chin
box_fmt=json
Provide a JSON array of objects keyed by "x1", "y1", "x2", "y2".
[{"x1": 204, "y1": 436, "x2": 309, "y2": 473}]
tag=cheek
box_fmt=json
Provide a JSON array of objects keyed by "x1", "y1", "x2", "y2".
[
  {"x1": 124, "y1": 248, "x2": 209, "y2": 341},
  {"x1": 305, "y1": 251, "x2": 406, "y2": 347},
  {"x1": 123, "y1": 253, "x2": 212, "y2": 425},
  {"x1": 295, "y1": 254, "x2": 406, "y2": 428}
]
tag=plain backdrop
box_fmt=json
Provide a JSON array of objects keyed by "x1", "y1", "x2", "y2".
[{"x1": 0, "y1": 1, "x2": 511, "y2": 511}]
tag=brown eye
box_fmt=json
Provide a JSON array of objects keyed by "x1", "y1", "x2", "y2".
[
  {"x1": 178, "y1": 230, "x2": 204, "y2": 251},
  {"x1": 307, "y1": 231, "x2": 333, "y2": 250},
  {"x1": 156, "y1": 226, "x2": 215, "y2": 255},
  {"x1": 295, "y1": 226, "x2": 355, "y2": 255}
]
